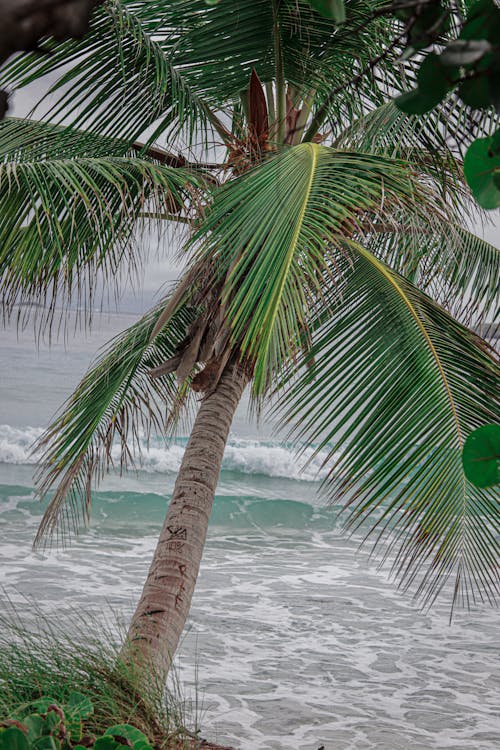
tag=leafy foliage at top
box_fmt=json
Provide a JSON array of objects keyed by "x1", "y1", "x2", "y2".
[{"x1": 392, "y1": 0, "x2": 500, "y2": 207}]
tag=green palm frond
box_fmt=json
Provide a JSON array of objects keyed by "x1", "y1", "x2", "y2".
[
  {"x1": 364, "y1": 224, "x2": 500, "y2": 325},
  {"x1": 0, "y1": 2, "x2": 218, "y2": 146},
  {"x1": 335, "y1": 97, "x2": 500, "y2": 162},
  {"x1": 194, "y1": 142, "x2": 449, "y2": 393},
  {"x1": 34, "y1": 297, "x2": 196, "y2": 548},
  {"x1": 0, "y1": 1, "x2": 421, "y2": 149},
  {"x1": 0, "y1": 118, "x2": 200, "y2": 324},
  {"x1": 275, "y1": 245, "x2": 499, "y2": 609}
]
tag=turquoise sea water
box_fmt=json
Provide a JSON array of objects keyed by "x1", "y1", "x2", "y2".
[{"x1": 1, "y1": 314, "x2": 499, "y2": 750}]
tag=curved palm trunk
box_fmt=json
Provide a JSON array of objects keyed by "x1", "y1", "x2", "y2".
[{"x1": 124, "y1": 362, "x2": 249, "y2": 680}]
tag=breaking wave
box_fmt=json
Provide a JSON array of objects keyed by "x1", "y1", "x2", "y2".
[{"x1": 0, "y1": 425, "x2": 332, "y2": 483}]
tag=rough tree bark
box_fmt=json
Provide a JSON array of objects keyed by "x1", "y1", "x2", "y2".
[
  {"x1": 0, "y1": 0, "x2": 104, "y2": 118},
  {"x1": 124, "y1": 362, "x2": 250, "y2": 681}
]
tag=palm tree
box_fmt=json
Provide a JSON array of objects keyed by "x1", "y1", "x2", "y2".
[{"x1": 0, "y1": 0, "x2": 498, "y2": 683}]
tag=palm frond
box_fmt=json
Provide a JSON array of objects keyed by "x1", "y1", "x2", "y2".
[
  {"x1": 0, "y1": 0, "x2": 450, "y2": 152},
  {"x1": 335, "y1": 96, "x2": 499, "y2": 162},
  {"x1": 275, "y1": 245, "x2": 499, "y2": 609},
  {"x1": 364, "y1": 224, "x2": 500, "y2": 325},
  {"x1": 0, "y1": 1, "x2": 218, "y2": 147},
  {"x1": 0, "y1": 118, "x2": 200, "y2": 327},
  {"x1": 34, "y1": 297, "x2": 196, "y2": 548},
  {"x1": 193, "y1": 142, "x2": 450, "y2": 393},
  {"x1": 287, "y1": 2, "x2": 406, "y2": 138}
]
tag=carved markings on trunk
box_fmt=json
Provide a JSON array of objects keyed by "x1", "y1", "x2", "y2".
[
  {"x1": 163, "y1": 525, "x2": 187, "y2": 554},
  {"x1": 166, "y1": 525, "x2": 187, "y2": 541}
]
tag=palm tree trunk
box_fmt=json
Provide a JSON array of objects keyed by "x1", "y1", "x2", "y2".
[{"x1": 124, "y1": 362, "x2": 249, "y2": 680}]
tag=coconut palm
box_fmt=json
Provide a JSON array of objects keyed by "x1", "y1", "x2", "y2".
[{"x1": 0, "y1": 0, "x2": 498, "y2": 683}]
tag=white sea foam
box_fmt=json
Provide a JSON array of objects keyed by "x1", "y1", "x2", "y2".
[
  {"x1": 0, "y1": 424, "x2": 330, "y2": 482},
  {"x1": 0, "y1": 425, "x2": 43, "y2": 464}
]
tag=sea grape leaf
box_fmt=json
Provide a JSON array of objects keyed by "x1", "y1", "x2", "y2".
[
  {"x1": 409, "y1": 2, "x2": 450, "y2": 49},
  {"x1": 32, "y1": 737, "x2": 60, "y2": 750},
  {"x1": 104, "y1": 726, "x2": 151, "y2": 750},
  {"x1": 461, "y1": 0, "x2": 500, "y2": 43},
  {"x1": 440, "y1": 39, "x2": 492, "y2": 66},
  {"x1": 20, "y1": 700, "x2": 55, "y2": 717},
  {"x1": 417, "y1": 54, "x2": 456, "y2": 97},
  {"x1": 396, "y1": 88, "x2": 440, "y2": 114},
  {"x1": 491, "y1": 128, "x2": 500, "y2": 154},
  {"x1": 463, "y1": 424, "x2": 500, "y2": 488},
  {"x1": 464, "y1": 134, "x2": 500, "y2": 208},
  {"x1": 93, "y1": 738, "x2": 124, "y2": 750},
  {"x1": 41, "y1": 714, "x2": 60, "y2": 734},
  {"x1": 459, "y1": 75, "x2": 491, "y2": 108},
  {"x1": 66, "y1": 694, "x2": 93, "y2": 720},
  {"x1": 396, "y1": 53, "x2": 456, "y2": 114},
  {"x1": 0, "y1": 728, "x2": 29, "y2": 750},
  {"x1": 23, "y1": 717, "x2": 44, "y2": 742}
]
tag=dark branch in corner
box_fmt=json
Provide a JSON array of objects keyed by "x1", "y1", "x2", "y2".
[{"x1": 0, "y1": 0, "x2": 105, "y2": 118}]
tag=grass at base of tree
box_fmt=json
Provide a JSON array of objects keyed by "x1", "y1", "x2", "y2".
[{"x1": 0, "y1": 600, "x2": 206, "y2": 749}]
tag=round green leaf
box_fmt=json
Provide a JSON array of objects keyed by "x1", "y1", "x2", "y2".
[
  {"x1": 491, "y1": 128, "x2": 500, "y2": 153},
  {"x1": 461, "y1": 0, "x2": 500, "y2": 43},
  {"x1": 23, "y1": 700, "x2": 55, "y2": 716},
  {"x1": 66, "y1": 693, "x2": 93, "y2": 720},
  {"x1": 32, "y1": 737, "x2": 60, "y2": 750},
  {"x1": 464, "y1": 136, "x2": 500, "y2": 209},
  {"x1": 440, "y1": 39, "x2": 492, "y2": 67},
  {"x1": 104, "y1": 726, "x2": 151, "y2": 750},
  {"x1": 0, "y1": 728, "x2": 29, "y2": 750},
  {"x1": 395, "y1": 88, "x2": 441, "y2": 115},
  {"x1": 397, "y1": 54, "x2": 456, "y2": 114},
  {"x1": 23, "y1": 716, "x2": 44, "y2": 742},
  {"x1": 463, "y1": 424, "x2": 500, "y2": 487},
  {"x1": 409, "y1": 4, "x2": 450, "y2": 49},
  {"x1": 417, "y1": 53, "x2": 455, "y2": 98},
  {"x1": 93, "y1": 738, "x2": 123, "y2": 750},
  {"x1": 459, "y1": 75, "x2": 491, "y2": 109}
]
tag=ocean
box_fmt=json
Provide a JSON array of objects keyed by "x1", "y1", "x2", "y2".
[{"x1": 1, "y1": 312, "x2": 499, "y2": 750}]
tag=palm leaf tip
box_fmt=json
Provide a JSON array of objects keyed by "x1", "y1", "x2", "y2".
[
  {"x1": 0, "y1": 118, "x2": 200, "y2": 330},
  {"x1": 33, "y1": 297, "x2": 197, "y2": 549}
]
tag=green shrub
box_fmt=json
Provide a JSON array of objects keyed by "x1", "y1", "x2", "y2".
[
  {"x1": 0, "y1": 694, "x2": 155, "y2": 750},
  {"x1": 0, "y1": 604, "x2": 199, "y2": 750}
]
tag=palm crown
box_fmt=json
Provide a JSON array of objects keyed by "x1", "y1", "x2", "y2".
[{"x1": 0, "y1": 0, "x2": 498, "y2": 675}]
